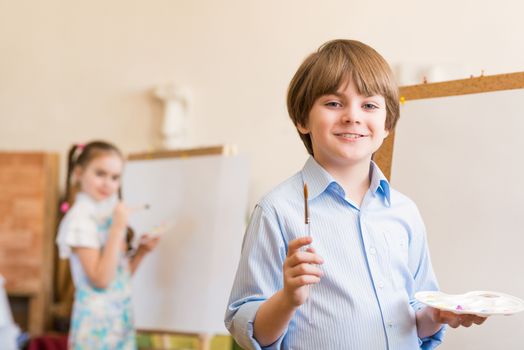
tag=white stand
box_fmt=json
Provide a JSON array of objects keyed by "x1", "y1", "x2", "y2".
[
  {"x1": 0, "y1": 276, "x2": 19, "y2": 350},
  {"x1": 154, "y1": 84, "x2": 192, "y2": 150}
]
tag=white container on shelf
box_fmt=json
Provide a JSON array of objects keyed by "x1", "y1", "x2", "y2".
[{"x1": 0, "y1": 275, "x2": 19, "y2": 350}]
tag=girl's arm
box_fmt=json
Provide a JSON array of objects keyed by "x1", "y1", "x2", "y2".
[
  {"x1": 129, "y1": 234, "x2": 160, "y2": 274},
  {"x1": 73, "y1": 202, "x2": 128, "y2": 289}
]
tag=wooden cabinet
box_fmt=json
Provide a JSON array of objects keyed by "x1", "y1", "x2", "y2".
[{"x1": 0, "y1": 152, "x2": 59, "y2": 334}]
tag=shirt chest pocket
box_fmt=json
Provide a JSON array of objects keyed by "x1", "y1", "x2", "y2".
[
  {"x1": 382, "y1": 229, "x2": 410, "y2": 289},
  {"x1": 383, "y1": 229, "x2": 409, "y2": 265}
]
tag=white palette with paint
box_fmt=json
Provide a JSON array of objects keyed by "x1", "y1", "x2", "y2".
[{"x1": 415, "y1": 291, "x2": 524, "y2": 317}]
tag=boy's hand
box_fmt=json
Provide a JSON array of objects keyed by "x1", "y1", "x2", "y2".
[
  {"x1": 283, "y1": 236, "x2": 324, "y2": 308},
  {"x1": 429, "y1": 307, "x2": 487, "y2": 328}
]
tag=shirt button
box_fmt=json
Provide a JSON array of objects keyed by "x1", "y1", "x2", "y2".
[
  {"x1": 369, "y1": 247, "x2": 376, "y2": 255},
  {"x1": 387, "y1": 322, "x2": 393, "y2": 328},
  {"x1": 378, "y1": 281, "x2": 384, "y2": 288}
]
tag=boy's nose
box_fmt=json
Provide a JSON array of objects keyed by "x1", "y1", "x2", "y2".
[{"x1": 341, "y1": 108, "x2": 362, "y2": 124}]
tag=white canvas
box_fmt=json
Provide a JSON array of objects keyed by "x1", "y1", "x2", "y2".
[
  {"x1": 122, "y1": 154, "x2": 249, "y2": 335},
  {"x1": 392, "y1": 89, "x2": 524, "y2": 349}
]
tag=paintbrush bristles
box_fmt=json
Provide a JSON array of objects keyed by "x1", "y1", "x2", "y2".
[
  {"x1": 303, "y1": 183, "x2": 309, "y2": 224},
  {"x1": 130, "y1": 204, "x2": 151, "y2": 212}
]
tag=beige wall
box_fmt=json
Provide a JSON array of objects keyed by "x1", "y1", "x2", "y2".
[{"x1": 2, "y1": 0, "x2": 524, "y2": 205}]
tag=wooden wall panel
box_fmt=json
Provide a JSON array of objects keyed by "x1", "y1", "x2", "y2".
[{"x1": 0, "y1": 152, "x2": 59, "y2": 334}]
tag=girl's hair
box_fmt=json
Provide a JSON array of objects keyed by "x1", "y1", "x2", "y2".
[
  {"x1": 287, "y1": 39, "x2": 400, "y2": 156},
  {"x1": 60, "y1": 140, "x2": 134, "y2": 250}
]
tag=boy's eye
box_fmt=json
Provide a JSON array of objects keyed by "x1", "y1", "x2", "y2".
[
  {"x1": 363, "y1": 103, "x2": 379, "y2": 110},
  {"x1": 325, "y1": 101, "x2": 342, "y2": 108},
  {"x1": 112, "y1": 175, "x2": 120, "y2": 181},
  {"x1": 95, "y1": 170, "x2": 106, "y2": 177}
]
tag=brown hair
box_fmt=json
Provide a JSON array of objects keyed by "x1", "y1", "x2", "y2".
[{"x1": 287, "y1": 39, "x2": 400, "y2": 155}]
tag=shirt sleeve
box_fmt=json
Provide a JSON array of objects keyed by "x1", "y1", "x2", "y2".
[
  {"x1": 408, "y1": 204, "x2": 447, "y2": 349},
  {"x1": 225, "y1": 204, "x2": 288, "y2": 350},
  {"x1": 418, "y1": 326, "x2": 445, "y2": 350},
  {"x1": 56, "y1": 210, "x2": 100, "y2": 259}
]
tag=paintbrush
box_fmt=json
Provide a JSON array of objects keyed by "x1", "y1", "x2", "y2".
[
  {"x1": 304, "y1": 184, "x2": 310, "y2": 234},
  {"x1": 304, "y1": 183, "x2": 312, "y2": 323},
  {"x1": 129, "y1": 204, "x2": 151, "y2": 212}
]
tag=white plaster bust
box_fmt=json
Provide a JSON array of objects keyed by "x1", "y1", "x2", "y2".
[{"x1": 154, "y1": 84, "x2": 191, "y2": 149}]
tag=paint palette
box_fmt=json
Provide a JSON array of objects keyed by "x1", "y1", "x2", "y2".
[
  {"x1": 415, "y1": 291, "x2": 524, "y2": 317},
  {"x1": 147, "y1": 221, "x2": 173, "y2": 237}
]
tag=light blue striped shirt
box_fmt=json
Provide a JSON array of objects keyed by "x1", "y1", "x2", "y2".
[{"x1": 225, "y1": 157, "x2": 445, "y2": 349}]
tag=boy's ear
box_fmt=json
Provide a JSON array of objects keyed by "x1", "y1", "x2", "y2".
[
  {"x1": 383, "y1": 128, "x2": 390, "y2": 139},
  {"x1": 297, "y1": 122, "x2": 310, "y2": 135}
]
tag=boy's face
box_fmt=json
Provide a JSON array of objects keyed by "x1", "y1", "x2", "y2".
[
  {"x1": 75, "y1": 153, "x2": 124, "y2": 202},
  {"x1": 297, "y1": 79, "x2": 389, "y2": 170}
]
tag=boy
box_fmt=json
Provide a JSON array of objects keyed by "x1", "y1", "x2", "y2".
[{"x1": 225, "y1": 39, "x2": 485, "y2": 349}]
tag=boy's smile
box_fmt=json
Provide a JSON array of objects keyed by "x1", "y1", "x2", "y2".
[{"x1": 298, "y1": 79, "x2": 389, "y2": 172}]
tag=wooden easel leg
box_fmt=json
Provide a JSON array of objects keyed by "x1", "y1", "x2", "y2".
[
  {"x1": 161, "y1": 334, "x2": 170, "y2": 349},
  {"x1": 198, "y1": 333, "x2": 212, "y2": 350}
]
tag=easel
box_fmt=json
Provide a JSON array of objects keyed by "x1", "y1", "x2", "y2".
[
  {"x1": 129, "y1": 144, "x2": 241, "y2": 350},
  {"x1": 137, "y1": 329, "x2": 213, "y2": 350}
]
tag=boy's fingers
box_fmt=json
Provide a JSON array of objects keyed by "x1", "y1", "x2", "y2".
[
  {"x1": 472, "y1": 316, "x2": 487, "y2": 325},
  {"x1": 287, "y1": 236, "x2": 313, "y2": 257},
  {"x1": 437, "y1": 311, "x2": 487, "y2": 328},
  {"x1": 305, "y1": 246, "x2": 316, "y2": 253},
  {"x1": 441, "y1": 313, "x2": 461, "y2": 328},
  {"x1": 288, "y1": 275, "x2": 321, "y2": 288},
  {"x1": 287, "y1": 251, "x2": 323, "y2": 266},
  {"x1": 461, "y1": 319, "x2": 473, "y2": 327},
  {"x1": 288, "y1": 263, "x2": 323, "y2": 278}
]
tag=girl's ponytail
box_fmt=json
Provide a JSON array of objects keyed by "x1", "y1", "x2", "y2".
[{"x1": 59, "y1": 144, "x2": 83, "y2": 217}]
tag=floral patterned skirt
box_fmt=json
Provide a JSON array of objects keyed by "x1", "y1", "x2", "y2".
[{"x1": 69, "y1": 286, "x2": 136, "y2": 350}]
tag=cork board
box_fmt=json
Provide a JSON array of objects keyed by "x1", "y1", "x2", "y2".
[{"x1": 373, "y1": 71, "x2": 524, "y2": 180}]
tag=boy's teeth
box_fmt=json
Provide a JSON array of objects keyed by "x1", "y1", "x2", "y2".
[{"x1": 341, "y1": 133, "x2": 361, "y2": 138}]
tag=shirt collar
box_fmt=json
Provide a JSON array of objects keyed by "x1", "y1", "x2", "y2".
[
  {"x1": 301, "y1": 157, "x2": 391, "y2": 206},
  {"x1": 369, "y1": 161, "x2": 391, "y2": 206},
  {"x1": 301, "y1": 157, "x2": 336, "y2": 200}
]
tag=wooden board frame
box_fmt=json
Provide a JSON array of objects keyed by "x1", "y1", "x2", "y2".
[{"x1": 129, "y1": 145, "x2": 228, "y2": 161}]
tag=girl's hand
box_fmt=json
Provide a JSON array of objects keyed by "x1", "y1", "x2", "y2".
[
  {"x1": 136, "y1": 234, "x2": 160, "y2": 255},
  {"x1": 283, "y1": 236, "x2": 324, "y2": 308},
  {"x1": 428, "y1": 307, "x2": 487, "y2": 328},
  {"x1": 112, "y1": 202, "x2": 129, "y2": 232}
]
